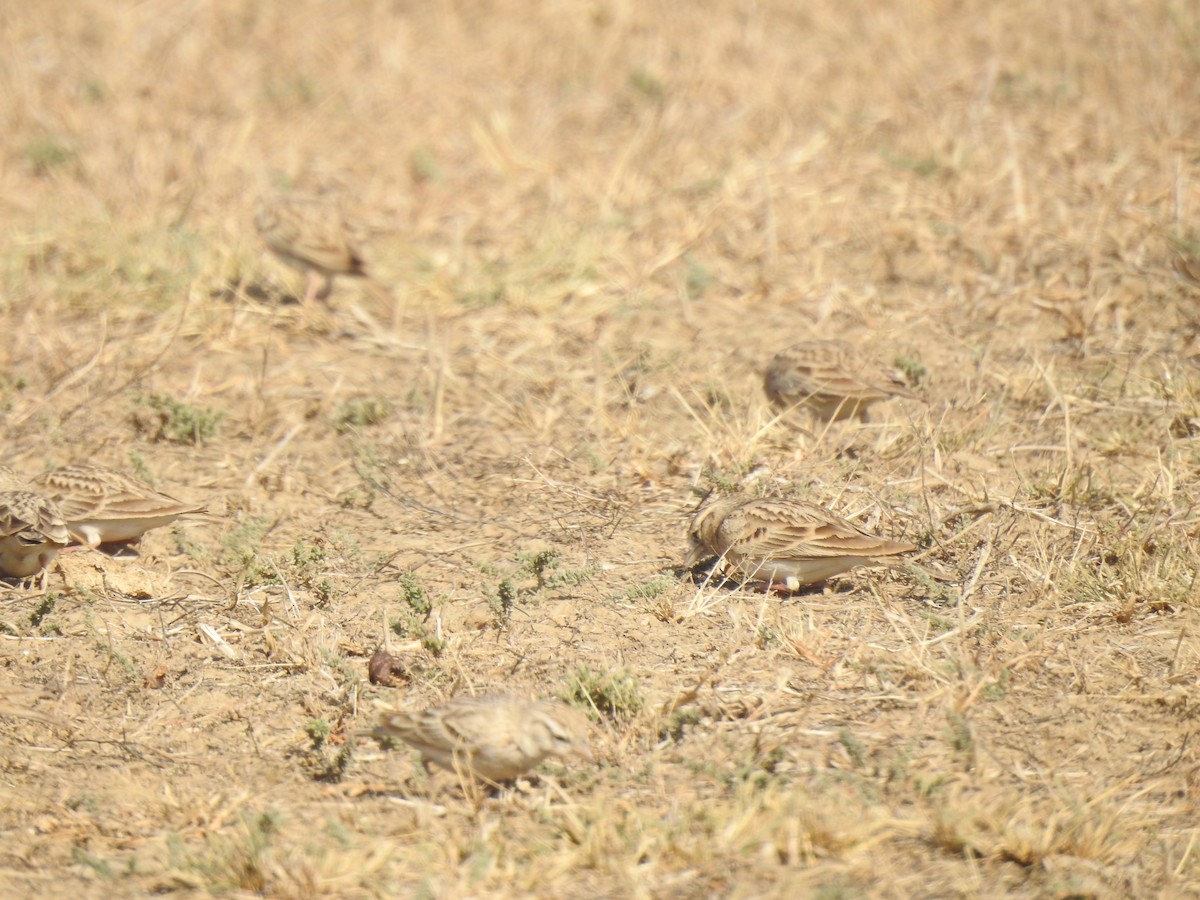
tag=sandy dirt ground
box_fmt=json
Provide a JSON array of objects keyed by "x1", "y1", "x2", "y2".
[{"x1": 1, "y1": 0, "x2": 1199, "y2": 896}]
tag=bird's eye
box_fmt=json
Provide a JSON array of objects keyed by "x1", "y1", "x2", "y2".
[{"x1": 546, "y1": 723, "x2": 577, "y2": 746}]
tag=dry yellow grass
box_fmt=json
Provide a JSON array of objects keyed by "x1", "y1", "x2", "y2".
[{"x1": 2, "y1": 0, "x2": 1200, "y2": 895}]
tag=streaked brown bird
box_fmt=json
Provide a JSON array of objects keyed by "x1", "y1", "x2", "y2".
[
  {"x1": 686, "y1": 495, "x2": 916, "y2": 590},
  {"x1": 0, "y1": 490, "x2": 70, "y2": 579},
  {"x1": 372, "y1": 695, "x2": 595, "y2": 783},
  {"x1": 255, "y1": 193, "x2": 384, "y2": 305},
  {"x1": 764, "y1": 339, "x2": 919, "y2": 423},
  {"x1": 31, "y1": 464, "x2": 204, "y2": 549}
]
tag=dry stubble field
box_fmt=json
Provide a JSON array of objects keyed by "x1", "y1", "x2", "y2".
[{"x1": 2, "y1": 0, "x2": 1200, "y2": 897}]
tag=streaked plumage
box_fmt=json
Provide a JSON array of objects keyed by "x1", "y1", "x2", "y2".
[
  {"x1": 31, "y1": 464, "x2": 203, "y2": 549},
  {"x1": 0, "y1": 466, "x2": 29, "y2": 492},
  {"x1": 373, "y1": 695, "x2": 594, "y2": 783},
  {"x1": 686, "y1": 495, "x2": 916, "y2": 589},
  {"x1": 0, "y1": 491, "x2": 70, "y2": 578},
  {"x1": 1174, "y1": 256, "x2": 1200, "y2": 286},
  {"x1": 764, "y1": 340, "x2": 918, "y2": 423},
  {"x1": 255, "y1": 194, "x2": 372, "y2": 304}
]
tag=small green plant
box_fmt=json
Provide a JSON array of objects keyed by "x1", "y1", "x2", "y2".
[
  {"x1": 524, "y1": 549, "x2": 560, "y2": 589},
  {"x1": 879, "y1": 148, "x2": 944, "y2": 177},
  {"x1": 223, "y1": 533, "x2": 350, "y2": 605},
  {"x1": 456, "y1": 281, "x2": 506, "y2": 309},
  {"x1": 894, "y1": 355, "x2": 927, "y2": 383},
  {"x1": 478, "y1": 551, "x2": 595, "y2": 625},
  {"x1": 905, "y1": 562, "x2": 958, "y2": 608},
  {"x1": 340, "y1": 438, "x2": 389, "y2": 508},
  {"x1": 755, "y1": 624, "x2": 779, "y2": 650},
  {"x1": 660, "y1": 706, "x2": 703, "y2": 742},
  {"x1": 628, "y1": 68, "x2": 665, "y2": 100},
  {"x1": 615, "y1": 576, "x2": 674, "y2": 603},
  {"x1": 127, "y1": 449, "x2": 155, "y2": 485},
  {"x1": 321, "y1": 650, "x2": 356, "y2": 684},
  {"x1": 298, "y1": 719, "x2": 353, "y2": 782},
  {"x1": 0, "y1": 372, "x2": 27, "y2": 413},
  {"x1": 64, "y1": 794, "x2": 101, "y2": 813},
  {"x1": 332, "y1": 396, "x2": 394, "y2": 433},
  {"x1": 326, "y1": 530, "x2": 362, "y2": 560},
  {"x1": 562, "y1": 665, "x2": 643, "y2": 722},
  {"x1": 578, "y1": 444, "x2": 608, "y2": 474},
  {"x1": 486, "y1": 577, "x2": 517, "y2": 627},
  {"x1": 96, "y1": 640, "x2": 140, "y2": 682},
  {"x1": 982, "y1": 668, "x2": 1011, "y2": 701},
  {"x1": 285, "y1": 539, "x2": 337, "y2": 604},
  {"x1": 409, "y1": 146, "x2": 440, "y2": 183},
  {"x1": 684, "y1": 255, "x2": 713, "y2": 299},
  {"x1": 264, "y1": 74, "x2": 317, "y2": 109},
  {"x1": 420, "y1": 633, "x2": 446, "y2": 656},
  {"x1": 390, "y1": 572, "x2": 441, "y2": 654},
  {"x1": 837, "y1": 729, "x2": 868, "y2": 769},
  {"x1": 885, "y1": 741, "x2": 917, "y2": 785},
  {"x1": 25, "y1": 136, "x2": 75, "y2": 175},
  {"x1": 400, "y1": 572, "x2": 431, "y2": 618},
  {"x1": 304, "y1": 718, "x2": 331, "y2": 751},
  {"x1": 134, "y1": 393, "x2": 223, "y2": 445},
  {"x1": 223, "y1": 811, "x2": 281, "y2": 891},
  {"x1": 172, "y1": 519, "x2": 210, "y2": 562},
  {"x1": 29, "y1": 594, "x2": 56, "y2": 628},
  {"x1": 71, "y1": 846, "x2": 114, "y2": 879},
  {"x1": 221, "y1": 517, "x2": 271, "y2": 580},
  {"x1": 290, "y1": 540, "x2": 326, "y2": 569},
  {"x1": 697, "y1": 468, "x2": 742, "y2": 495},
  {"x1": 945, "y1": 711, "x2": 975, "y2": 766},
  {"x1": 80, "y1": 79, "x2": 106, "y2": 103}
]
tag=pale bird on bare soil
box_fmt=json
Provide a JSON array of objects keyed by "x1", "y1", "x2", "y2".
[
  {"x1": 686, "y1": 495, "x2": 916, "y2": 591},
  {"x1": 31, "y1": 464, "x2": 204, "y2": 549},
  {"x1": 764, "y1": 339, "x2": 919, "y2": 423},
  {"x1": 372, "y1": 695, "x2": 595, "y2": 783},
  {"x1": 255, "y1": 193, "x2": 383, "y2": 305},
  {"x1": 0, "y1": 490, "x2": 70, "y2": 579}
]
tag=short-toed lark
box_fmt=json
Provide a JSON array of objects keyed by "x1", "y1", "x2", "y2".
[
  {"x1": 686, "y1": 495, "x2": 916, "y2": 590},
  {"x1": 373, "y1": 695, "x2": 595, "y2": 783},
  {"x1": 764, "y1": 339, "x2": 919, "y2": 423},
  {"x1": 255, "y1": 193, "x2": 377, "y2": 305},
  {"x1": 0, "y1": 491, "x2": 70, "y2": 579},
  {"x1": 31, "y1": 464, "x2": 204, "y2": 549}
]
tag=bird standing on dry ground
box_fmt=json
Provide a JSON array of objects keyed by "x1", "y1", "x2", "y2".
[
  {"x1": 764, "y1": 339, "x2": 919, "y2": 423},
  {"x1": 372, "y1": 695, "x2": 595, "y2": 783},
  {"x1": 255, "y1": 193, "x2": 382, "y2": 306},
  {"x1": 686, "y1": 495, "x2": 916, "y2": 591},
  {"x1": 0, "y1": 490, "x2": 70, "y2": 579},
  {"x1": 31, "y1": 463, "x2": 204, "y2": 549}
]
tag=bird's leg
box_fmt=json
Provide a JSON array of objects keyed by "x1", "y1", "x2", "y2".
[
  {"x1": 298, "y1": 270, "x2": 321, "y2": 309},
  {"x1": 299, "y1": 271, "x2": 337, "y2": 333},
  {"x1": 747, "y1": 577, "x2": 803, "y2": 595}
]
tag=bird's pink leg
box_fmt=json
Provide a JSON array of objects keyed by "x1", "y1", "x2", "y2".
[{"x1": 302, "y1": 270, "x2": 322, "y2": 305}]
